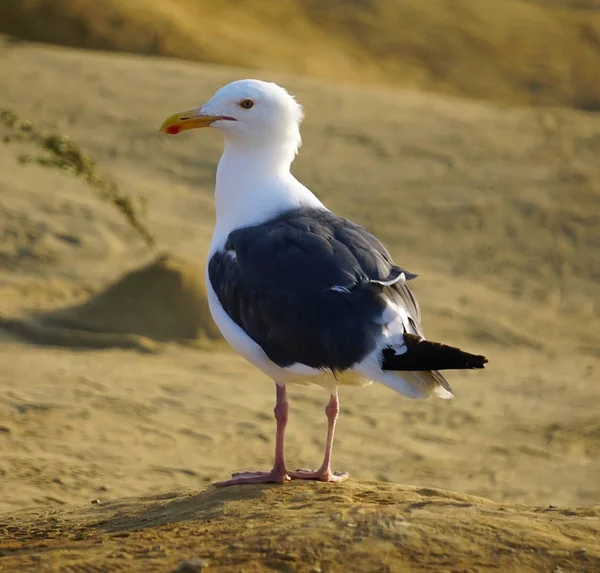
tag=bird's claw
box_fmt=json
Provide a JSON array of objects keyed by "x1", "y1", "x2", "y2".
[
  {"x1": 214, "y1": 469, "x2": 290, "y2": 487},
  {"x1": 288, "y1": 468, "x2": 349, "y2": 483}
]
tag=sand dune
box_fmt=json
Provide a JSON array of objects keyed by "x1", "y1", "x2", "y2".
[
  {"x1": 0, "y1": 253, "x2": 220, "y2": 353},
  {"x1": 0, "y1": 34, "x2": 599, "y2": 570}
]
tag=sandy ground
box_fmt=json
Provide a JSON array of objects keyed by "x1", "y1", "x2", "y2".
[{"x1": 0, "y1": 37, "x2": 599, "y2": 570}]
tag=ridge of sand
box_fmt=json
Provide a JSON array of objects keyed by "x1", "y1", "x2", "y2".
[
  {"x1": 1, "y1": 481, "x2": 599, "y2": 572},
  {"x1": 0, "y1": 253, "x2": 221, "y2": 351},
  {"x1": 41, "y1": 253, "x2": 219, "y2": 343}
]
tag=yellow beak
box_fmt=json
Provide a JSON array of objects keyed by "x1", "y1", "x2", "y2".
[{"x1": 159, "y1": 108, "x2": 222, "y2": 135}]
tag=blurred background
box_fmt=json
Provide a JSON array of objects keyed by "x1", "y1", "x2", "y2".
[
  {"x1": 3, "y1": 0, "x2": 600, "y2": 109},
  {"x1": 0, "y1": 0, "x2": 599, "y2": 524}
]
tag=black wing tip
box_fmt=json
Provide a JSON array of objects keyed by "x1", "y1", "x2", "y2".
[
  {"x1": 467, "y1": 354, "x2": 488, "y2": 369},
  {"x1": 392, "y1": 265, "x2": 418, "y2": 281},
  {"x1": 382, "y1": 338, "x2": 489, "y2": 372}
]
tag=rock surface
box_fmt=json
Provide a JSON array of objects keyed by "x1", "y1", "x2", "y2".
[{"x1": 1, "y1": 481, "x2": 598, "y2": 572}]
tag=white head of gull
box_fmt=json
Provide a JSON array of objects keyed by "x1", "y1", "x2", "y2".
[
  {"x1": 160, "y1": 79, "x2": 488, "y2": 486},
  {"x1": 162, "y1": 80, "x2": 322, "y2": 246}
]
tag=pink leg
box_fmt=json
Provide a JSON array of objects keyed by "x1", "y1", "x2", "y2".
[
  {"x1": 289, "y1": 388, "x2": 349, "y2": 483},
  {"x1": 214, "y1": 384, "x2": 290, "y2": 486}
]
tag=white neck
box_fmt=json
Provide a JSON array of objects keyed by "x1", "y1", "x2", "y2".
[{"x1": 210, "y1": 136, "x2": 324, "y2": 252}]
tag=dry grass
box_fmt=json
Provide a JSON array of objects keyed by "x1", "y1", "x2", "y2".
[
  {"x1": 0, "y1": 109, "x2": 156, "y2": 249},
  {"x1": 2, "y1": 0, "x2": 600, "y2": 109}
]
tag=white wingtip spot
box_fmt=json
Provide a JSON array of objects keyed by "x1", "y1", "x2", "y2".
[{"x1": 433, "y1": 386, "x2": 455, "y2": 400}]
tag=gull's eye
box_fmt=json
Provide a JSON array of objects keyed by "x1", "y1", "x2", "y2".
[{"x1": 238, "y1": 99, "x2": 254, "y2": 109}]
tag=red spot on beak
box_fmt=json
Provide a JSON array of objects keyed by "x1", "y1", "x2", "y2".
[{"x1": 166, "y1": 125, "x2": 181, "y2": 135}]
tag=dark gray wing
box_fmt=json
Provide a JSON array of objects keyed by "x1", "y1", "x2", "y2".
[
  {"x1": 321, "y1": 209, "x2": 422, "y2": 331},
  {"x1": 208, "y1": 207, "x2": 420, "y2": 372}
]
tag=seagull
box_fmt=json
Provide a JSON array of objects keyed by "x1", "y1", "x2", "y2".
[{"x1": 160, "y1": 79, "x2": 487, "y2": 486}]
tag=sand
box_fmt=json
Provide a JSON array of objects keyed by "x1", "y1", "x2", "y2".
[{"x1": 0, "y1": 36, "x2": 599, "y2": 570}]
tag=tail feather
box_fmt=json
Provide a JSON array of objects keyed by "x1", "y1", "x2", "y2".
[
  {"x1": 361, "y1": 369, "x2": 454, "y2": 400},
  {"x1": 429, "y1": 370, "x2": 454, "y2": 399},
  {"x1": 355, "y1": 335, "x2": 486, "y2": 401},
  {"x1": 382, "y1": 334, "x2": 488, "y2": 372}
]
